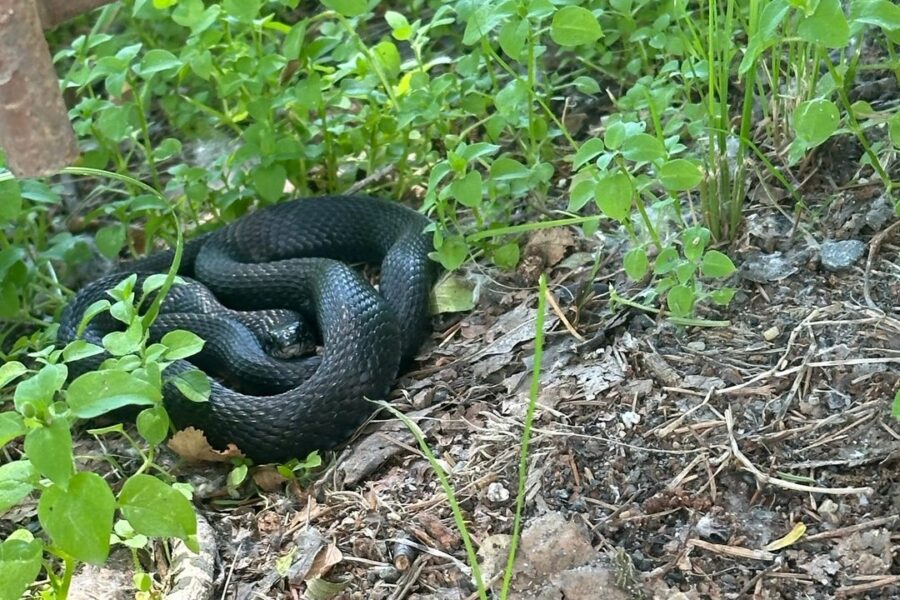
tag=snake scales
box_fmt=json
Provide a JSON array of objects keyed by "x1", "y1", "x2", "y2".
[{"x1": 58, "y1": 196, "x2": 437, "y2": 463}]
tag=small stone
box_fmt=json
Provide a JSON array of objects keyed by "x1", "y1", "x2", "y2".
[
  {"x1": 820, "y1": 240, "x2": 866, "y2": 272},
  {"x1": 762, "y1": 326, "x2": 780, "y2": 341},
  {"x1": 686, "y1": 341, "x2": 706, "y2": 351},
  {"x1": 865, "y1": 195, "x2": 894, "y2": 231},
  {"x1": 740, "y1": 251, "x2": 797, "y2": 282},
  {"x1": 486, "y1": 482, "x2": 510, "y2": 503}
]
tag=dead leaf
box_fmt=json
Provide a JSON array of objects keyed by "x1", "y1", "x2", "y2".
[
  {"x1": 523, "y1": 228, "x2": 577, "y2": 268},
  {"x1": 252, "y1": 466, "x2": 288, "y2": 492},
  {"x1": 167, "y1": 427, "x2": 244, "y2": 463},
  {"x1": 305, "y1": 543, "x2": 343, "y2": 581},
  {"x1": 763, "y1": 522, "x2": 807, "y2": 551},
  {"x1": 418, "y1": 513, "x2": 461, "y2": 551}
]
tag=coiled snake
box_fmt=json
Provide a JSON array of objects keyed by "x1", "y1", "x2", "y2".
[{"x1": 58, "y1": 196, "x2": 437, "y2": 463}]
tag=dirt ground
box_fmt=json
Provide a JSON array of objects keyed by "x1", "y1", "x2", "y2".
[
  {"x1": 6, "y1": 33, "x2": 899, "y2": 600},
  {"x1": 43, "y1": 154, "x2": 897, "y2": 600}
]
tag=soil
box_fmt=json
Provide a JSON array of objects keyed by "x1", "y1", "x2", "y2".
[
  {"x1": 50, "y1": 148, "x2": 899, "y2": 600},
  {"x1": 7, "y1": 22, "x2": 900, "y2": 600}
]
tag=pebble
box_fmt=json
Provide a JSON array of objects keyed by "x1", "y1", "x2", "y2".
[
  {"x1": 486, "y1": 482, "x2": 510, "y2": 503},
  {"x1": 820, "y1": 239, "x2": 866, "y2": 272}
]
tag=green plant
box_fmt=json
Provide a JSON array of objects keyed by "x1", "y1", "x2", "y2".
[
  {"x1": 0, "y1": 277, "x2": 203, "y2": 599},
  {"x1": 892, "y1": 388, "x2": 900, "y2": 420},
  {"x1": 378, "y1": 272, "x2": 549, "y2": 599},
  {"x1": 0, "y1": 169, "x2": 207, "y2": 599}
]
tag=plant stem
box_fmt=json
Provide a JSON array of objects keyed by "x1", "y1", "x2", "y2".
[{"x1": 500, "y1": 272, "x2": 548, "y2": 598}]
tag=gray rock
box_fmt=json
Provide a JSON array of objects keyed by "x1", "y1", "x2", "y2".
[
  {"x1": 865, "y1": 194, "x2": 894, "y2": 231},
  {"x1": 740, "y1": 251, "x2": 797, "y2": 283},
  {"x1": 820, "y1": 240, "x2": 866, "y2": 272}
]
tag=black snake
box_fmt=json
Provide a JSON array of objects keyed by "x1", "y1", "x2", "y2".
[{"x1": 58, "y1": 196, "x2": 437, "y2": 463}]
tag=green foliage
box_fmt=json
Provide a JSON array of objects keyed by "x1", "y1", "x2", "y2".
[
  {"x1": 0, "y1": 0, "x2": 897, "y2": 593},
  {"x1": 893, "y1": 388, "x2": 900, "y2": 420},
  {"x1": 1, "y1": 271, "x2": 207, "y2": 596}
]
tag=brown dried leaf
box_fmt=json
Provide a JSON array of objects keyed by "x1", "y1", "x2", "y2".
[
  {"x1": 418, "y1": 512, "x2": 460, "y2": 551},
  {"x1": 167, "y1": 427, "x2": 244, "y2": 463},
  {"x1": 252, "y1": 466, "x2": 288, "y2": 492},
  {"x1": 305, "y1": 543, "x2": 343, "y2": 581},
  {"x1": 523, "y1": 228, "x2": 577, "y2": 268}
]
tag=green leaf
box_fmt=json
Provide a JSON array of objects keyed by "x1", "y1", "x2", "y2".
[
  {"x1": 141, "y1": 273, "x2": 170, "y2": 296},
  {"x1": 623, "y1": 247, "x2": 649, "y2": 281},
  {"x1": 0, "y1": 361, "x2": 26, "y2": 389},
  {"x1": 654, "y1": 247, "x2": 680, "y2": 275},
  {"x1": 0, "y1": 412, "x2": 25, "y2": 447},
  {"x1": 499, "y1": 17, "x2": 527, "y2": 60},
  {"x1": 253, "y1": 164, "x2": 287, "y2": 203},
  {"x1": 0, "y1": 282, "x2": 18, "y2": 318},
  {"x1": 659, "y1": 159, "x2": 702, "y2": 191},
  {"x1": 38, "y1": 472, "x2": 116, "y2": 564},
  {"x1": 0, "y1": 180, "x2": 22, "y2": 226},
  {"x1": 798, "y1": 0, "x2": 850, "y2": 48},
  {"x1": 431, "y1": 236, "x2": 468, "y2": 271},
  {"x1": 283, "y1": 22, "x2": 306, "y2": 59},
  {"x1": 701, "y1": 250, "x2": 737, "y2": 278},
  {"x1": 373, "y1": 41, "x2": 401, "y2": 80},
  {"x1": 451, "y1": 171, "x2": 483, "y2": 208},
  {"x1": 171, "y1": 369, "x2": 211, "y2": 403},
  {"x1": 490, "y1": 157, "x2": 530, "y2": 181},
  {"x1": 0, "y1": 460, "x2": 37, "y2": 513},
  {"x1": 432, "y1": 274, "x2": 476, "y2": 314},
  {"x1": 550, "y1": 6, "x2": 603, "y2": 47},
  {"x1": 621, "y1": 133, "x2": 666, "y2": 162},
  {"x1": 102, "y1": 319, "x2": 145, "y2": 356},
  {"x1": 459, "y1": 142, "x2": 500, "y2": 162},
  {"x1": 567, "y1": 179, "x2": 596, "y2": 212},
  {"x1": 138, "y1": 49, "x2": 182, "y2": 77},
  {"x1": 320, "y1": 0, "x2": 367, "y2": 18},
  {"x1": 24, "y1": 418, "x2": 74, "y2": 487},
  {"x1": 172, "y1": 0, "x2": 204, "y2": 28},
  {"x1": 119, "y1": 474, "x2": 197, "y2": 540},
  {"x1": 794, "y1": 98, "x2": 840, "y2": 147},
  {"x1": 161, "y1": 330, "x2": 205, "y2": 360},
  {"x1": 14, "y1": 364, "x2": 67, "y2": 415},
  {"x1": 228, "y1": 464, "x2": 248, "y2": 489},
  {"x1": 136, "y1": 406, "x2": 169, "y2": 446},
  {"x1": 96, "y1": 105, "x2": 131, "y2": 142},
  {"x1": 78, "y1": 299, "x2": 111, "y2": 335},
  {"x1": 222, "y1": 0, "x2": 261, "y2": 22},
  {"x1": 572, "y1": 139, "x2": 605, "y2": 170},
  {"x1": 674, "y1": 261, "x2": 697, "y2": 284},
  {"x1": 849, "y1": 0, "x2": 900, "y2": 32},
  {"x1": 667, "y1": 285, "x2": 695, "y2": 317},
  {"x1": 462, "y1": 4, "x2": 505, "y2": 45},
  {"x1": 67, "y1": 370, "x2": 161, "y2": 419},
  {"x1": 385, "y1": 10, "x2": 412, "y2": 41},
  {"x1": 95, "y1": 223, "x2": 127, "y2": 259},
  {"x1": 893, "y1": 389, "x2": 900, "y2": 419},
  {"x1": 21, "y1": 180, "x2": 60, "y2": 204},
  {"x1": 604, "y1": 122, "x2": 627, "y2": 150},
  {"x1": 709, "y1": 288, "x2": 736, "y2": 306},
  {"x1": 682, "y1": 227, "x2": 711, "y2": 262},
  {"x1": 492, "y1": 243, "x2": 520, "y2": 270},
  {"x1": 740, "y1": 0, "x2": 790, "y2": 75},
  {"x1": 572, "y1": 76, "x2": 601, "y2": 95},
  {"x1": 0, "y1": 537, "x2": 42, "y2": 600},
  {"x1": 594, "y1": 172, "x2": 632, "y2": 222},
  {"x1": 888, "y1": 112, "x2": 900, "y2": 149},
  {"x1": 152, "y1": 137, "x2": 182, "y2": 161},
  {"x1": 61, "y1": 340, "x2": 104, "y2": 364}
]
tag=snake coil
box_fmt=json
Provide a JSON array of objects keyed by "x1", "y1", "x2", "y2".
[{"x1": 59, "y1": 196, "x2": 436, "y2": 463}]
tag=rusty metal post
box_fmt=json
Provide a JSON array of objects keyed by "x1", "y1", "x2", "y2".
[{"x1": 0, "y1": 0, "x2": 116, "y2": 177}]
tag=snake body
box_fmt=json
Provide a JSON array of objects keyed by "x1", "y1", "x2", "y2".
[{"x1": 59, "y1": 196, "x2": 436, "y2": 463}]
